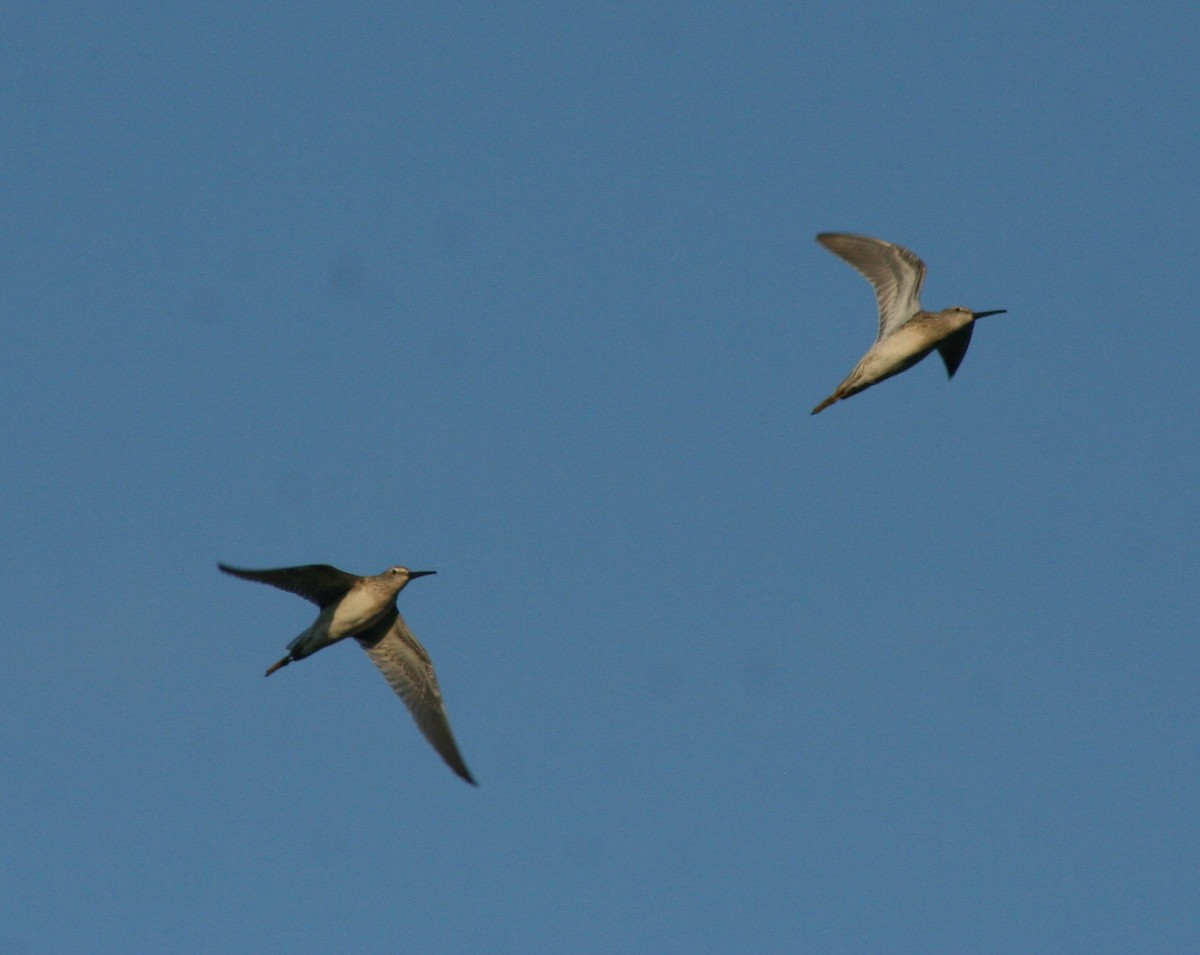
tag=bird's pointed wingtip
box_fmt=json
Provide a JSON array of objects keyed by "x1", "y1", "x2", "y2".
[{"x1": 452, "y1": 762, "x2": 479, "y2": 786}]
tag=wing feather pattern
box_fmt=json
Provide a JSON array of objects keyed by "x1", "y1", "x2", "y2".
[
  {"x1": 356, "y1": 613, "x2": 477, "y2": 785},
  {"x1": 817, "y1": 233, "x2": 927, "y2": 340}
]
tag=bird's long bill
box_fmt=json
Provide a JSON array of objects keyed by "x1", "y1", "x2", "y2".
[
  {"x1": 408, "y1": 570, "x2": 437, "y2": 579},
  {"x1": 972, "y1": 309, "x2": 1007, "y2": 319}
]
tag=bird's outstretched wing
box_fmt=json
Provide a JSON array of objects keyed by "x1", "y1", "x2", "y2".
[
  {"x1": 218, "y1": 563, "x2": 359, "y2": 608},
  {"x1": 355, "y1": 612, "x2": 477, "y2": 785},
  {"x1": 817, "y1": 233, "x2": 927, "y2": 340}
]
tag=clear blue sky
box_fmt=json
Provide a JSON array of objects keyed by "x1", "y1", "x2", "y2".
[{"x1": 3, "y1": 4, "x2": 1198, "y2": 952}]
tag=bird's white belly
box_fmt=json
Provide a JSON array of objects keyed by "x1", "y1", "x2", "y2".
[
  {"x1": 863, "y1": 326, "x2": 936, "y2": 378},
  {"x1": 329, "y1": 589, "x2": 390, "y2": 638}
]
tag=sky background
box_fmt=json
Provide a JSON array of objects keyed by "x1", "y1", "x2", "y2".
[{"x1": 2, "y1": 4, "x2": 1198, "y2": 953}]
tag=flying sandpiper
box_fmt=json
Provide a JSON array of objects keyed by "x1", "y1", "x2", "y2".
[
  {"x1": 812, "y1": 232, "x2": 1006, "y2": 414},
  {"x1": 219, "y1": 562, "x2": 477, "y2": 785}
]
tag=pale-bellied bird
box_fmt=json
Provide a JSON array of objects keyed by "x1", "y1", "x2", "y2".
[
  {"x1": 219, "y1": 562, "x2": 476, "y2": 785},
  {"x1": 812, "y1": 232, "x2": 1006, "y2": 414}
]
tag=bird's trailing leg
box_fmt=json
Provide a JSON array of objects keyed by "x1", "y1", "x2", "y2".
[
  {"x1": 811, "y1": 393, "x2": 840, "y2": 415},
  {"x1": 264, "y1": 654, "x2": 293, "y2": 677}
]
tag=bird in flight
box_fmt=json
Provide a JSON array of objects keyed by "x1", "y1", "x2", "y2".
[
  {"x1": 812, "y1": 232, "x2": 1006, "y2": 414},
  {"x1": 219, "y1": 562, "x2": 477, "y2": 785}
]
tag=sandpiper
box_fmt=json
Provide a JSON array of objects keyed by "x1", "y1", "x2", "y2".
[
  {"x1": 812, "y1": 232, "x2": 1006, "y2": 414},
  {"x1": 219, "y1": 562, "x2": 477, "y2": 785}
]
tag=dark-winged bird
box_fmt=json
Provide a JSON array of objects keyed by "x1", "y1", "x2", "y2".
[{"x1": 219, "y1": 562, "x2": 476, "y2": 784}]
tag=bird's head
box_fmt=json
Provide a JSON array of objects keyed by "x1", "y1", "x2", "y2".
[{"x1": 386, "y1": 566, "x2": 437, "y2": 592}]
